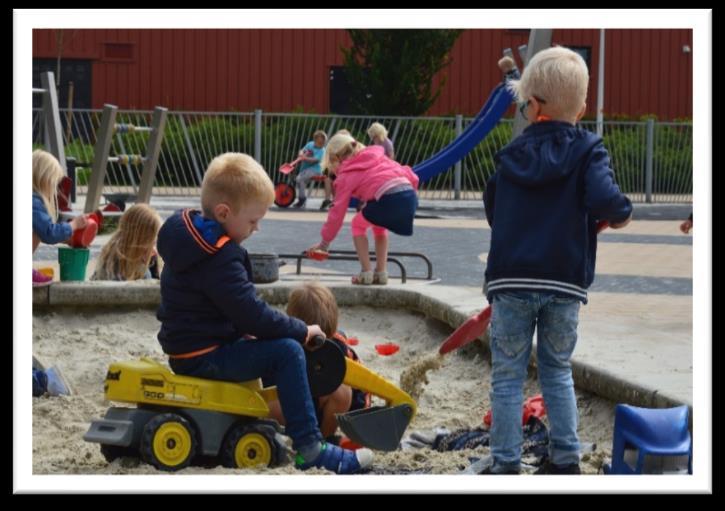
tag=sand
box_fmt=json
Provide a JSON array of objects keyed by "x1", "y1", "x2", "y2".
[{"x1": 32, "y1": 306, "x2": 615, "y2": 475}]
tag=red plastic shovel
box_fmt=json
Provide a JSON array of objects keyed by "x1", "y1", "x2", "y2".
[
  {"x1": 279, "y1": 156, "x2": 304, "y2": 175},
  {"x1": 438, "y1": 220, "x2": 610, "y2": 355},
  {"x1": 438, "y1": 305, "x2": 492, "y2": 355}
]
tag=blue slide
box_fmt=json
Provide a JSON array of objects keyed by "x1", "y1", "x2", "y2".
[{"x1": 413, "y1": 82, "x2": 515, "y2": 182}]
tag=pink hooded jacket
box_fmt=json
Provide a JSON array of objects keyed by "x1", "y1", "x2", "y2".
[{"x1": 320, "y1": 145, "x2": 419, "y2": 244}]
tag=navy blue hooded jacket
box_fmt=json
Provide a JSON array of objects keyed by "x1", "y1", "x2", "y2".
[
  {"x1": 484, "y1": 121, "x2": 633, "y2": 304},
  {"x1": 156, "y1": 209, "x2": 307, "y2": 356}
]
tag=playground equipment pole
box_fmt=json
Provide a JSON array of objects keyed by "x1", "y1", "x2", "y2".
[
  {"x1": 597, "y1": 29, "x2": 605, "y2": 137},
  {"x1": 512, "y1": 29, "x2": 553, "y2": 139}
]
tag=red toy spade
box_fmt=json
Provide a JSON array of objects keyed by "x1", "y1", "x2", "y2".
[
  {"x1": 438, "y1": 306, "x2": 492, "y2": 355},
  {"x1": 438, "y1": 220, "x2": 610, "y2": 355},
  {"x1": 279, "y1": 156, "x2": 304, "y2": 175}
]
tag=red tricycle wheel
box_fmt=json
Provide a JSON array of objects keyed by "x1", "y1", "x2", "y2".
[{"x1": 274, "y1": 183, "x2": 296, "y2": 208}]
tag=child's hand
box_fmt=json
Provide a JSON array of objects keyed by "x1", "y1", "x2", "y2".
[
  {"x1": 305, "y1": 325, "x2": 326, "y2": 350},
  {"x1": 308, "y1": 241, "x2": 330, "y2": 253},
  {"x1": 610, "y1": 214, "x2": 632, "y2": 229},
  {"x1": 70, "y1": 214, "x2": 89, "y2": 231},
  {"x1": 680, "y1": 219, "x2": 693, "y2": 234}
]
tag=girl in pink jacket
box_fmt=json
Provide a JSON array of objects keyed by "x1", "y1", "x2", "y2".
[{"x1": 308, "y1": 133, "x2": 419, "y2": 285}]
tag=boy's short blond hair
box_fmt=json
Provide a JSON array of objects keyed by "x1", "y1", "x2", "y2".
[
  {"x1": 286, "y1": 282, "x2": 339, "y2": 338},
  {"x1": 201, "y1": 153, "x2": 275, "y2": 217},
  {"x1": 367, "y1": 122, "x2": 388, "y2": 140},
  {"x1": 507, "y1": 46, "x2": 589, "y2": 120},
  {"x1": 313, "y1": 130, "x2": 328, "y2": 144}
]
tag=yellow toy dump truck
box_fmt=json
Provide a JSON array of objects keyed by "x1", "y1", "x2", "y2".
[{"x1": 84, "y1": 339, "x2": 416, "y2": 471}]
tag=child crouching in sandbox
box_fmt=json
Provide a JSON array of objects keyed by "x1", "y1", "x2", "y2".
[{"x1": 307, "y1": 132, "x2": 419, "y2": 285}]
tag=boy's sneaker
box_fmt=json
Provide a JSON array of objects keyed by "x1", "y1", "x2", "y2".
[
  {"x1": 534, "y1": 461, "x2": 581, "y2": 475},
  {"x1": 295, "y1": 442, "x2": 373, "y2": 474},
  {"x1": 292, "y1": 198, "x2": 307, "y2": 209},
  {"x1": 320, "y1": 199, "x2": 332, "y2": 210},
  {"x1": 32, "y1": 269, "x2": 53, "y2": 287},
  {"x1": 45, "y1": 366, "x2": 72, "y2": 396}
]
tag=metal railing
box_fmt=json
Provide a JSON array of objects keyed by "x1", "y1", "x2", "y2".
[{"x1": 32, "y1": 109, "x2": 693, "y2": 203}]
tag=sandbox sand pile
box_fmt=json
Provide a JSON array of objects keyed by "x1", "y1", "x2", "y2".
[{"x1": 32, "y1": 306, "x2": 614, "y2": 475}]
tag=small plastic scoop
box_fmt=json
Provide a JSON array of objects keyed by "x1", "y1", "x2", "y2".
[
  {"x1": 306, "y1": 248, "x2": 330, "y2": 261},
  {"x1": 375, "y1": 343, "x2": 400, "y2": 356},
  {"x1": 69, "y1": 217, "x2": 98, "y2": 248}
]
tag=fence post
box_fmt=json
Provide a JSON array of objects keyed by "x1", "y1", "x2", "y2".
[
  {"x1": 645, "y1": 118, "x2": 654, "y2": 203},
  {"x1": 454, "y1": 114, "x2": 463, "y2": 200},
  {"x1": 254, "y1": 109, "x2": 262, "y2": 164},
  {"x1": 179, "y1": 114, "x2": 203, "y2": 186}
]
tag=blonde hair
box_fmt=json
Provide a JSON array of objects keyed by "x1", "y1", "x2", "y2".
[
  {"x1": 335, "y1": 129, "x2": 351, "y2": 136},
  {"x1": 507, "y1": 46, "x2": 589, "y2": 120},
  {"x1": 367, "y1": 122, "x2": 388, "y2": 141},
  {"x1": 286, "y1": 282, "x2": 339, "y2": 338},
  {"x1": 201, "y1": 153, "x2": 275, "y2": 217},
  {"x1": 93, "y1": 204, "x2": 162, "y2": 281},
  {"x1": 497, "y1": 56, "x2": 516, "y2": 73},
  {"x1": 320, "y1": 133, "x2": 366, "y2": 171},
  {"x1": 32, "y1": 149, "x2": 65, "y2": 220}
]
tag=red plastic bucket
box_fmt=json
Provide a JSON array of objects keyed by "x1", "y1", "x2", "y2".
[{"x1": 69, "y1": 217, "x2": 98, "y2": 248}]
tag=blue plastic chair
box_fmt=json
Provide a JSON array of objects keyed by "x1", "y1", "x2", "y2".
[{"x1": 605, "y1": 404, "x2": 692, "y2": 474}]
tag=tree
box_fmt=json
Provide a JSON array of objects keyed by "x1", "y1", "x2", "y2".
[{"x1": 341, "y1": 29, "x2": 463, "y2": 116}]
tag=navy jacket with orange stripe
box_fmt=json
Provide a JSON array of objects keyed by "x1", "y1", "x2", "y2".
[{"x1": 156, "y1": 209, "x2": 308, "y2": 356}]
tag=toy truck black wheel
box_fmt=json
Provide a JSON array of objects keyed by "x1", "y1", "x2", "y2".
[
  {"x1": 221, "y1": 423, "x2": 280, "y2": 469},
  {"x1": 100, "y1": 444, "x2": 137, "y2": 463},
  {"x1": 140, "y1": 413, "x2": 198, "y2": 472},
  {"x1": 274, "y1": 183, "x2": 296, "y2": 208}
]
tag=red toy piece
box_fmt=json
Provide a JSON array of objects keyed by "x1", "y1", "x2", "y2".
[
  {"x1": 374, "y1": 343, "x2": 400, "y2": 356},
  {"x1": 103, "y1": 202, "x2": 122, "y2": 213},
  {"x1": 307, "y1": 248, "x2": 330, "y2": 261},
  {"x1": 339, "y1": 436, "x2": 363, "y2": 451},
  {"x1": 483, "y1": 394, "x2": 547, "y2": 427}
]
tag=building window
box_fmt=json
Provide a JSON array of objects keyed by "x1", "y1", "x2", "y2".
[{"x1": 566, "y1": 46, "x2": 592, "y2": 71}]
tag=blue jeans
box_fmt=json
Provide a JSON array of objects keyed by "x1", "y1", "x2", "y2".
[
  {"x1": 489, "y1": 291, "x2": 581, "y2": 472},
  {"x1": 169, "y1": 338, "x2": 322, "y2": 451}
]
